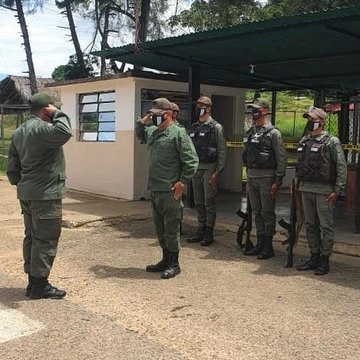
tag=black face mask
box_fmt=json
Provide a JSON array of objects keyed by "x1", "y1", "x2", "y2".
[
  {"x1": 196, "y1": 107, "x2": 206, "y2": 118},
  {"x1": 252, "y1": 109, "x2": 262, "y2": 120},
  {"x1": 152, "y1": 114, "x2": 165, "y2": 126},
  {"x1": 307, "y1": 120, "x2": 321, "y2": 131}
]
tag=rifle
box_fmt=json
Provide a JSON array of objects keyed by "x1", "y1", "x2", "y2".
[
  {"x1": 278, "y1": 178, "x2": 302, "y2": 268},
  {"x1": 235, "y1": 196, "x2": 254, "y2": 252}
]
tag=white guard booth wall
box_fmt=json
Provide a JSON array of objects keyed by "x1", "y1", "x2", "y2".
[{"x1": 55, "y1": 75, "x2": 245, "y2": 200}]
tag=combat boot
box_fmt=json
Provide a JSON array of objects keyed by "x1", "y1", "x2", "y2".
[
  {"x1": 314, "y1": 255, "x2": 330, "y2": 275},
  {"x1": 200, "y1": 226, "x2": 214, "y2": 246},
  {"x1": 297, "y1": 253, "x2": 320, "y2": 271},
  {"x1": 25, "y1": 274, "x2": 34, "y2": 297},
  {"x1": 146, "y1": 248, "x2": 169, "y2": 272},
  {"x1": 30, "y1": 277, "x2": 66, "y2": 300},
  {"x1": 161, "y1": 252, "x2": 181, "y2": 279},
  {"x1": 257, "y1": 236, "x2": 274, "y2": 260},
  {"x1": 243, "y1": 235, "x2": 264, "y2": 256},
  {"x1": 187, "y1": 225, "x2": 206, "y2": 243}
]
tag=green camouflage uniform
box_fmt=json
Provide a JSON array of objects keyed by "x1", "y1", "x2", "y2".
[
  {"x1": 136, "y1": 121, "x2": 198, "y2": 251},
  {"x1": 299, "y1": 131, "x2": 347, "y2": 256},
  {"x1": 6, "y1": 111, "x2": 72, "y2": 278},
  {"x1": 245, "y1": 125, "x2": 287, "y2": 237},
  {"x1": 192, "y1": 116, "x2": 226, "y2": 228}
]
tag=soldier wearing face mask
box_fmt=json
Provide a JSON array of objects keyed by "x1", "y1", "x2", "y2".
[
  {"x1": 297, "y1": 107, "x2": 347, "y2": 275},
  {"x1": 187, "y1": 96, "x2": 226, "y2": 246},
  {"x1": 136, "y1": 98, "x2": 198, "y2": 279},
  {"x1": 243, "y1": 98, "x2": 286, "y2": 260},
  {"x1": 171, "y1": 102, "x2": 183, "y2": 128}
]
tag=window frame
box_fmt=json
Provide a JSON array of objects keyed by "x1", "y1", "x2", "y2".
[{"x1": 78, "y1": 91, "x2": 116, "y2": 142}]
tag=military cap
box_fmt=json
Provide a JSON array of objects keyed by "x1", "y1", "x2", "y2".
[
  {"x1": 29, "y1": 92, "x2": 62, "y2": 110},
  {"x1": 247, "y1": 97, "x2": 270, "y2": 110},
  {"x1": 148, "y1": 98, "x2": 173, "y2": 115},
  {"x1": 303, "y1": 106, "x2": 327, "y2": 120},
  {"x1": 196, "y1": 96, "x2": 212, "y2": 107},
  {"x1": 171, "y1": 102, "x2": 180, "y2": 112}
]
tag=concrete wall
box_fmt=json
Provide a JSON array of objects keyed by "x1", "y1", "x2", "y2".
[
  {"x1": 59, "y1": 77, "x2": 136, "y2": 200},
  {"x1": 57, "y1": 76, "x2": 246, "y2": 200}
]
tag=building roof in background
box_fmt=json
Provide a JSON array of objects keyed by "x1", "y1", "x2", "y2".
[
  {"x1": 93, "y1": 6, "x2": 360, "y2": 93},
  {"x1": 0, "y1": 75, "x2": 60, "y2": 106}
]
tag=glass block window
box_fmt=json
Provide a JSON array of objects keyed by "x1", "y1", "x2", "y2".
[{"x1": 79, "y1": 91, "x2": 115, "y2": 142}]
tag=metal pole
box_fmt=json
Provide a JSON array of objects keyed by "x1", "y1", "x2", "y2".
[
  {"x1": 356, "y1": 155, "x2": 360, "y2": 233},
  {"x1": 271, "y1": 90, "x2": 276, "y2": 126},
  {"x1": 186, "y1": 63, "x2": 200, "y2": 208}
]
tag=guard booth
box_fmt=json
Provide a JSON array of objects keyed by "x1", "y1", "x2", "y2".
[{"x1": 92, "y1": 6, "x2": 360, "y2": 233}]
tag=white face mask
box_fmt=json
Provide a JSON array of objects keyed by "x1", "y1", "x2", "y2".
[{"x1": 307, "y1": 120, "x2": 321, "y2": 131}]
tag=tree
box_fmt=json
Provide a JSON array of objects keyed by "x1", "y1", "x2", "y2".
[
  {"x1": 56, "y1": 0, "x2": 89, "y2": 78},
  {"x1": 0, "y1": 0, "x2": 41, "y2": 94},
  {"x1": 169, "y1": 0, "x2": 260, "y2": 32},
  {"x1": 51, "y1": 54, "x2": 98, "y2": 81},
  {"x1": 261, "y1": 0, "x2": 360, "y2": 19}
]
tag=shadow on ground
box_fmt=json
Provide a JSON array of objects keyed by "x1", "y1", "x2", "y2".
[
  {"x1": 90, "y1": 265, "x2": 162, "y2": 281},
  {"x1": 0, "y1": 287, "x2": 27, "y2": 309}
]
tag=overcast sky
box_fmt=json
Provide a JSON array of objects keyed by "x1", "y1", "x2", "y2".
[{"x1": 1, "y1": 0, "x2": 267, "y2": 79}]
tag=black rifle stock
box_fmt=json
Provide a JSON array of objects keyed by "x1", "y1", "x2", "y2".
[
  {"x1": 278, "y1": 178, "x2": 299, "y2": 268},
  {"x1": 236, "y1": 196, "x2": 254, "y2": 252}
]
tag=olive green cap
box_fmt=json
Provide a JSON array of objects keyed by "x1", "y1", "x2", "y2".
[
  {"x1": 28, "y1": 92, "x2": 62, "y2": 110},
  {"x1": 196, "y1": 96, "x2": 212, "y2": 107},
  {"x1": 171, "y1": 102, "x2": 180, "y2": 112},
  {"x1": 303, "y1": 106, "x2": 327, "y2": 120},
  {"x1": 148, "y1": 98, "x2": 173, "y2": 115},
  {"x1": 248, "y1": 97, "x2": 270, "y2": 110}
]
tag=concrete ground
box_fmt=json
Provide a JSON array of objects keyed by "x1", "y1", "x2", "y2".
[{"x1": 0, "y1": 178, "x2": 359, "y2": 360}]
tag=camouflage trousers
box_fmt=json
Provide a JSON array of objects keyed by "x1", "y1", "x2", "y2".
[
  {"x1": 302, "y1": 191, "x2": 334, "y2": 256},
  {"x1": 192, "y1": 168, "x2": 217, "y2": 228},
  {"x1": 151, "y1": 191, "x2": 183, "y2": 252},
  {"x1": 20, "y1": 199, "x2": 62, "y2": 278},
  {"x1": 248, "y1": 176, "x2": 276, "y2": 237}
]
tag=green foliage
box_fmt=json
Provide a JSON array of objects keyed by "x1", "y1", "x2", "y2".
[
  {"x1": 261, "y1": 0, "x2": 360, "y2": 19},
  {"x1": 52, "y1": 54, "x2": 98, "y2": 81},
  {"x1": 169, "y1": 0, "x2": 260, "y2": 31}
]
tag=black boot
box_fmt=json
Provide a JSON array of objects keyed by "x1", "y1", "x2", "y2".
[
  {"x1": 200, "y1": 226, "x2": 214, "y2": 246},
  {"x1": 314, "y1": 255, "x2": 330, "y2": 275},
  {"x1": 257, "y1": 236, "x2": 274, "y2": 260},
  {"x1": 187, "y1": 225, "x2": 206, "y2": 243},
  {"x1": 146, "y1": 248, "x2": 169, "y2": 272},
  {"x1": 161, "y1": 252, "x2": 181, "y2": 279},
  {"x1": 30, "y1": 277, "x2": 66, "y2": 300},
  {"x1": 297, "y1": 253, "x2": 320, "y2": 271},
  {"x1": 25, "y1": 274, "x2": 34, "y2": 297},
  {"x1": 243, "y1": 235, "x2": 264, "y2": 256}
]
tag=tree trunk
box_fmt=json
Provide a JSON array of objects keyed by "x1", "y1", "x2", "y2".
[
  {"x1": 100, "y1": 5, "x2": 110, "y2": 76},
  {"x1": 15, "y1": 0, "x2": 37, "y2": 95},
  {"x1": 64, "y1": 0, "x2": 86, "y2": 76},
  {"x1": 138, "y1": 0, "x2": 150, "y2": 43}
]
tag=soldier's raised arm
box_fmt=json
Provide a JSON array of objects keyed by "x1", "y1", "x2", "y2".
[{"x1": 37, "y1": 109, "x2": 72, "y2": 148}]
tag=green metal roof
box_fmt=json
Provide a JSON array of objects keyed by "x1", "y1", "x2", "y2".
[{"x1": 94, "y1": 6, "x2": 360, "y2": 92}]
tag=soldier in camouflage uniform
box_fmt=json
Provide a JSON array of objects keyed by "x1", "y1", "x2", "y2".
[
  {"x1": 243, "y1": 98, "x2": 286, "y2": 260},
  {"x1": 297, "y1": 107, "x2": 347, "y2": 275},
  {"x1": 136, "y1": 98, "x2": 198, "y2": 279},
  {"x1": 7, "y1": 92, "x2": 72, "y2": 299},
  {"x1": 187, "y1": 96, "x2": 226, "y2": 246}
]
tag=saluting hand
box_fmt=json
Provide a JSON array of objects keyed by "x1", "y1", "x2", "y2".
[
  {"x1": 209, "y1": 172, "x2": 219, "y2": 191},
  {"x1": 172, "y1": 181, "x2": 185, "y2": 200},
  {"x1": 140, "y1": 112, "x2": 152, "y2": 125},
  {"x1": 326, "y1": 192, "x2": 337, "y2": 209}
]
